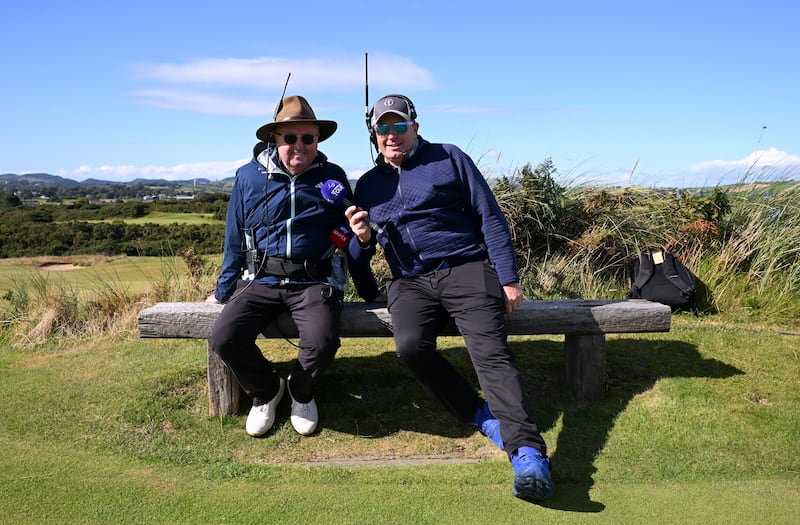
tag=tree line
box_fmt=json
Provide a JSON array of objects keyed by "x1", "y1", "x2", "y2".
[{"x1": 0, "y1": 193, "x2": 229, "y2": 258}]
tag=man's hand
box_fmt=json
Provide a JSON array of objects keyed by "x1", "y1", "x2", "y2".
[
  {"x1": 205, "y1": 293, "x2": 220, "y2": 304},
  {"x1": 502, "y1": 282, "x2": 524, "y2": 314},
  {"x1": 345, "y1": 205, "x2": 373, "y2": 244}
]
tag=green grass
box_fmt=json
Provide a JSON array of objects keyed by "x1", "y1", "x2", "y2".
[
  {"x1": 110, "y1": 211, "x2": 223, "y2": 225},
  {"x1": 1, "y1": 314, "x2": 798, "y2": 524},
  {"x1": 0, "y1": 256, "x2": 189, "y2": 296},
  {"x1": 68, "y1": 211, "x2": 223, "y2": 225}
]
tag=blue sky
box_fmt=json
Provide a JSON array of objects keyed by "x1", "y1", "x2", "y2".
[{"x1": 1, "y1": 1, "x2": 798, "y2": 188}]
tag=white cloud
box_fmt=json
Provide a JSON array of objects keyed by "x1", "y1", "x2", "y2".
[
  {"x1": 134, "y1": 52, "x2": 435, "y2": 91},
  {"x1": 66, "y1": 160, "x2": 246, "y2": 183},
  {"x1": 130, "y1": 52, "x2": 435, "y2": 116},
  {"x1": 592, "y1": 148, "x2": 800, "y2": 189},
  {"x1": 690, "y1": 147, "x2": 800, "y2": 174},
  {"x1": 130, "y1": 89, "x2": 274, "y2": 116},
  {"x1": 430, "y1": 104, "x2": 586, "y2": 117},
  {"x1": 528, "y1": 148, "x2": 800, "y2": 189}
]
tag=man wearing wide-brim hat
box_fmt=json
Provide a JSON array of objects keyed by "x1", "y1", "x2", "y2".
[
  {"x1": 256, "y1": 95, "x2": 338, "y2": 145},
  {"x1": 207, "y1": 95, "x2": 380, "y2": 439}
]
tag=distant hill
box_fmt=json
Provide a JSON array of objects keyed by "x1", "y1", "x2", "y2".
[
  {"x1": 1, "y1": 173, "x2": 235, "y2": 190},
  {"x1": 129, "y1": 177, "x2": 216, "y2": 186},
  {"x1": 0, "y1": 173, "x2": 81, "y2": 186},
  {"x1": 1, "y1": 173, "x2": 232, "y2": 186},
  {"x1": 75, "y1": 177, "x2": 224, "y2": 186}
]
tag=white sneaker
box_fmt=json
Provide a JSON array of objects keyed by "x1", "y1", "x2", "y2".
[
  {"x1": 289, "y1": 387, "x2": 318, "y2": 436},
  {"x1": 245, "y1": 377, "x2": 285, "y2": 437}
]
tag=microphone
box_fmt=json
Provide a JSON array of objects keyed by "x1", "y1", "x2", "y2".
[
  {"x1": 321, "y1": 179, "x2": 355, "y2": 208},
  {"x1": 321, "y1": 179, "x2": 384, "y2": 235},
  {"x1": 329, "y1": 224, "x2": 352, "y2": 249},
  {"x1": 322, "y1": 224, "x2": 353, "y2": 259}
]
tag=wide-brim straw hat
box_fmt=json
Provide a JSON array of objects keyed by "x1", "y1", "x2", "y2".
[{"x1": 256, "y1": 95, "x2": 337, "y2": 143}]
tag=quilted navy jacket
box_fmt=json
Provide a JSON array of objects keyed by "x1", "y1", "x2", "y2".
[{"x1": 352, "y1": 137, "x2": 519, "y2": 285}]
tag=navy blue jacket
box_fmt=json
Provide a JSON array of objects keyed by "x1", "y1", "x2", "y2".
[
  {"x1": 214, "y1": 144, "x2": 378, "y2": 303},
  {"x1": 351, "y1": 137, "x2": 519, "y2": 285}
]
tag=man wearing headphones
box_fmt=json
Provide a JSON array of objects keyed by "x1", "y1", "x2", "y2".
[
  {"x1": 346, "y1": 94, "x2": 554, "y2": 503},
  {"x1": 207, "y1": 95, "x2": 380, "y2": 439}
]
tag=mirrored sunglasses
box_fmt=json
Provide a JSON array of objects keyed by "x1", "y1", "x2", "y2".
[{"x1": 374, "y1": 121, "x2": 413, "y2": 136}]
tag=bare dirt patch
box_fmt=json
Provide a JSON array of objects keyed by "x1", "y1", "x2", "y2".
[
  {"x1": 39, "y1": 263, "x2": 83, "y2": 271},
  {"x1": 291, "y1": 454, "x2": 482, "y2": 468},
  {"x1": 13, "y1": 255, "x2": 111, "y2": 272}
]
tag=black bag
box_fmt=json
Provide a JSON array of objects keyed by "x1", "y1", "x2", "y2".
[{"x1": 626, "y1": 248, "x2": 697, "y2": 312}]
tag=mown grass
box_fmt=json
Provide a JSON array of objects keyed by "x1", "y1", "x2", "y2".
[
  {"x1": 1, "y1": 313, "x2": 798, "y2": 523},
  {"x1": 0, "y1": 255, "x2": 185, "y2": 296},
  {"x1": 103, "y1": 211, "x2": 224, "y2": 225}
]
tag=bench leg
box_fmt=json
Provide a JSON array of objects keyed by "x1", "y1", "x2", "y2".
[
  {"x1": 564, "y1": 334, "x2": 607, "y2": 402},
  {"x1": 207, "y1": 341, "x2": 241, "y2": 416}
]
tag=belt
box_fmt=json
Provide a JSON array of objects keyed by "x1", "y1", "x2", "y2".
[
  {"x1": 429, "y1": 254, "x2": 487, "y2": 272},
  {"x1": 256, "y1": 257, "x2": 331, "y2": 280}
]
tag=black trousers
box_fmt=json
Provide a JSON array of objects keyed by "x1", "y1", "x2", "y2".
[
  {"x1": 208, "y1": 281, "x2": 343, "y2": 404},
  {"x1": 387, "y1": 261, "x2": 547, "y2": 456}
]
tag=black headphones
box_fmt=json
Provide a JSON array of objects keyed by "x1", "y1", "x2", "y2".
[{"x1": 367, "y1": 94, "x2": 417, "y2": 146}]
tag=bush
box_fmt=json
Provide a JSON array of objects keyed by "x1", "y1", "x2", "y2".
[{"x1": 492, "y1": 159, "x2": 799, "y2": 323}]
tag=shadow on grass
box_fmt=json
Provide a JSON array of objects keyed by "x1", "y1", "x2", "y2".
[
  {"x1": 313, "y1": 336, "x2": 744, "y2": 513},
  {"x1": 132, "y1": 335, "x2": 743, "y2": 512}
]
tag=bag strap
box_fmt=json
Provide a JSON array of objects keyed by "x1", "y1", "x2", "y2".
[
  {"x1": 662, "y1": 253, "x2": 699, "y2": 314},
  {"x1": 662, "y1": 253, "x2": 695, "y2": 296},
  {"x1": 630, "y1": 251, "x2": 655, "y2": 293}
]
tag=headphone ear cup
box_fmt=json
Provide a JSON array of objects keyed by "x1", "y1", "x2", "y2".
[
  {"x1": 404, "y1": 96, "x2": 417, "y2": 120},
  {"x1": 366, "y1": 106, "x2": 377, "y2": 146}
]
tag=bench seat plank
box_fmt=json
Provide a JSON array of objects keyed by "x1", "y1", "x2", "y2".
[
  {"x1": 137, "y1": 299, "x2": 671, "y2": 339},
  {"x1": 137, "y1": 299, "x2": 671, "y2": 412}
]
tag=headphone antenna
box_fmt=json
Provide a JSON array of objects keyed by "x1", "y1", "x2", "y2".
[
  {"x1": 365, "y1": 53, "x2": 377, "y2": 160},
  {"x1": 274, "y1": 72, "x2": 292, "y2": 118},
  {"x1": 364, "y1": 53, "x2": 370, "y2": 130}
]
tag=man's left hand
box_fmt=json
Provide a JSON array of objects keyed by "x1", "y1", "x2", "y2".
[{"x1": 503, "y1": 283, "x2": 524, "y2": 314}]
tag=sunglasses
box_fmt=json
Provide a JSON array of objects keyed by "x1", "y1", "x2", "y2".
[
  {"x1": 276, "y1": 132, "x2": 317, "y2": 145},
  {"x1": 374, "y1": 121, "x2": 413, "y2": 136}
]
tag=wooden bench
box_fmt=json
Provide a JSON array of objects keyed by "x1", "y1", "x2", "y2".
[{"x1": 138, "y1": 299, "x2": 671, "y2": 415}]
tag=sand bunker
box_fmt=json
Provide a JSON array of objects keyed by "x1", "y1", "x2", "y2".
[{"x1": 39, "y1": 263, "x2": 83, "y2": 271}]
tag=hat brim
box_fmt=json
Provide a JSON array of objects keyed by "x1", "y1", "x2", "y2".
[{"x1": 256, "y1": 120, "x2": 337, "y2": 143}]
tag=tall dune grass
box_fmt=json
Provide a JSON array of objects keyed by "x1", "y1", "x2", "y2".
[
  {"x1": 494, "y1": 160, "x2": 799, "y2": 325},
  {"x1": 0, "y1": 250, "x2": 218, "y2": 347}
]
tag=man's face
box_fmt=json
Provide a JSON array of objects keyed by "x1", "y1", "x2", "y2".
[
  {"x1": 274, "y1": 122, "x2": 320, "y2": 175},
  {"x1": 374, "y1": 114, "x2": 418, "y2": 167}
]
